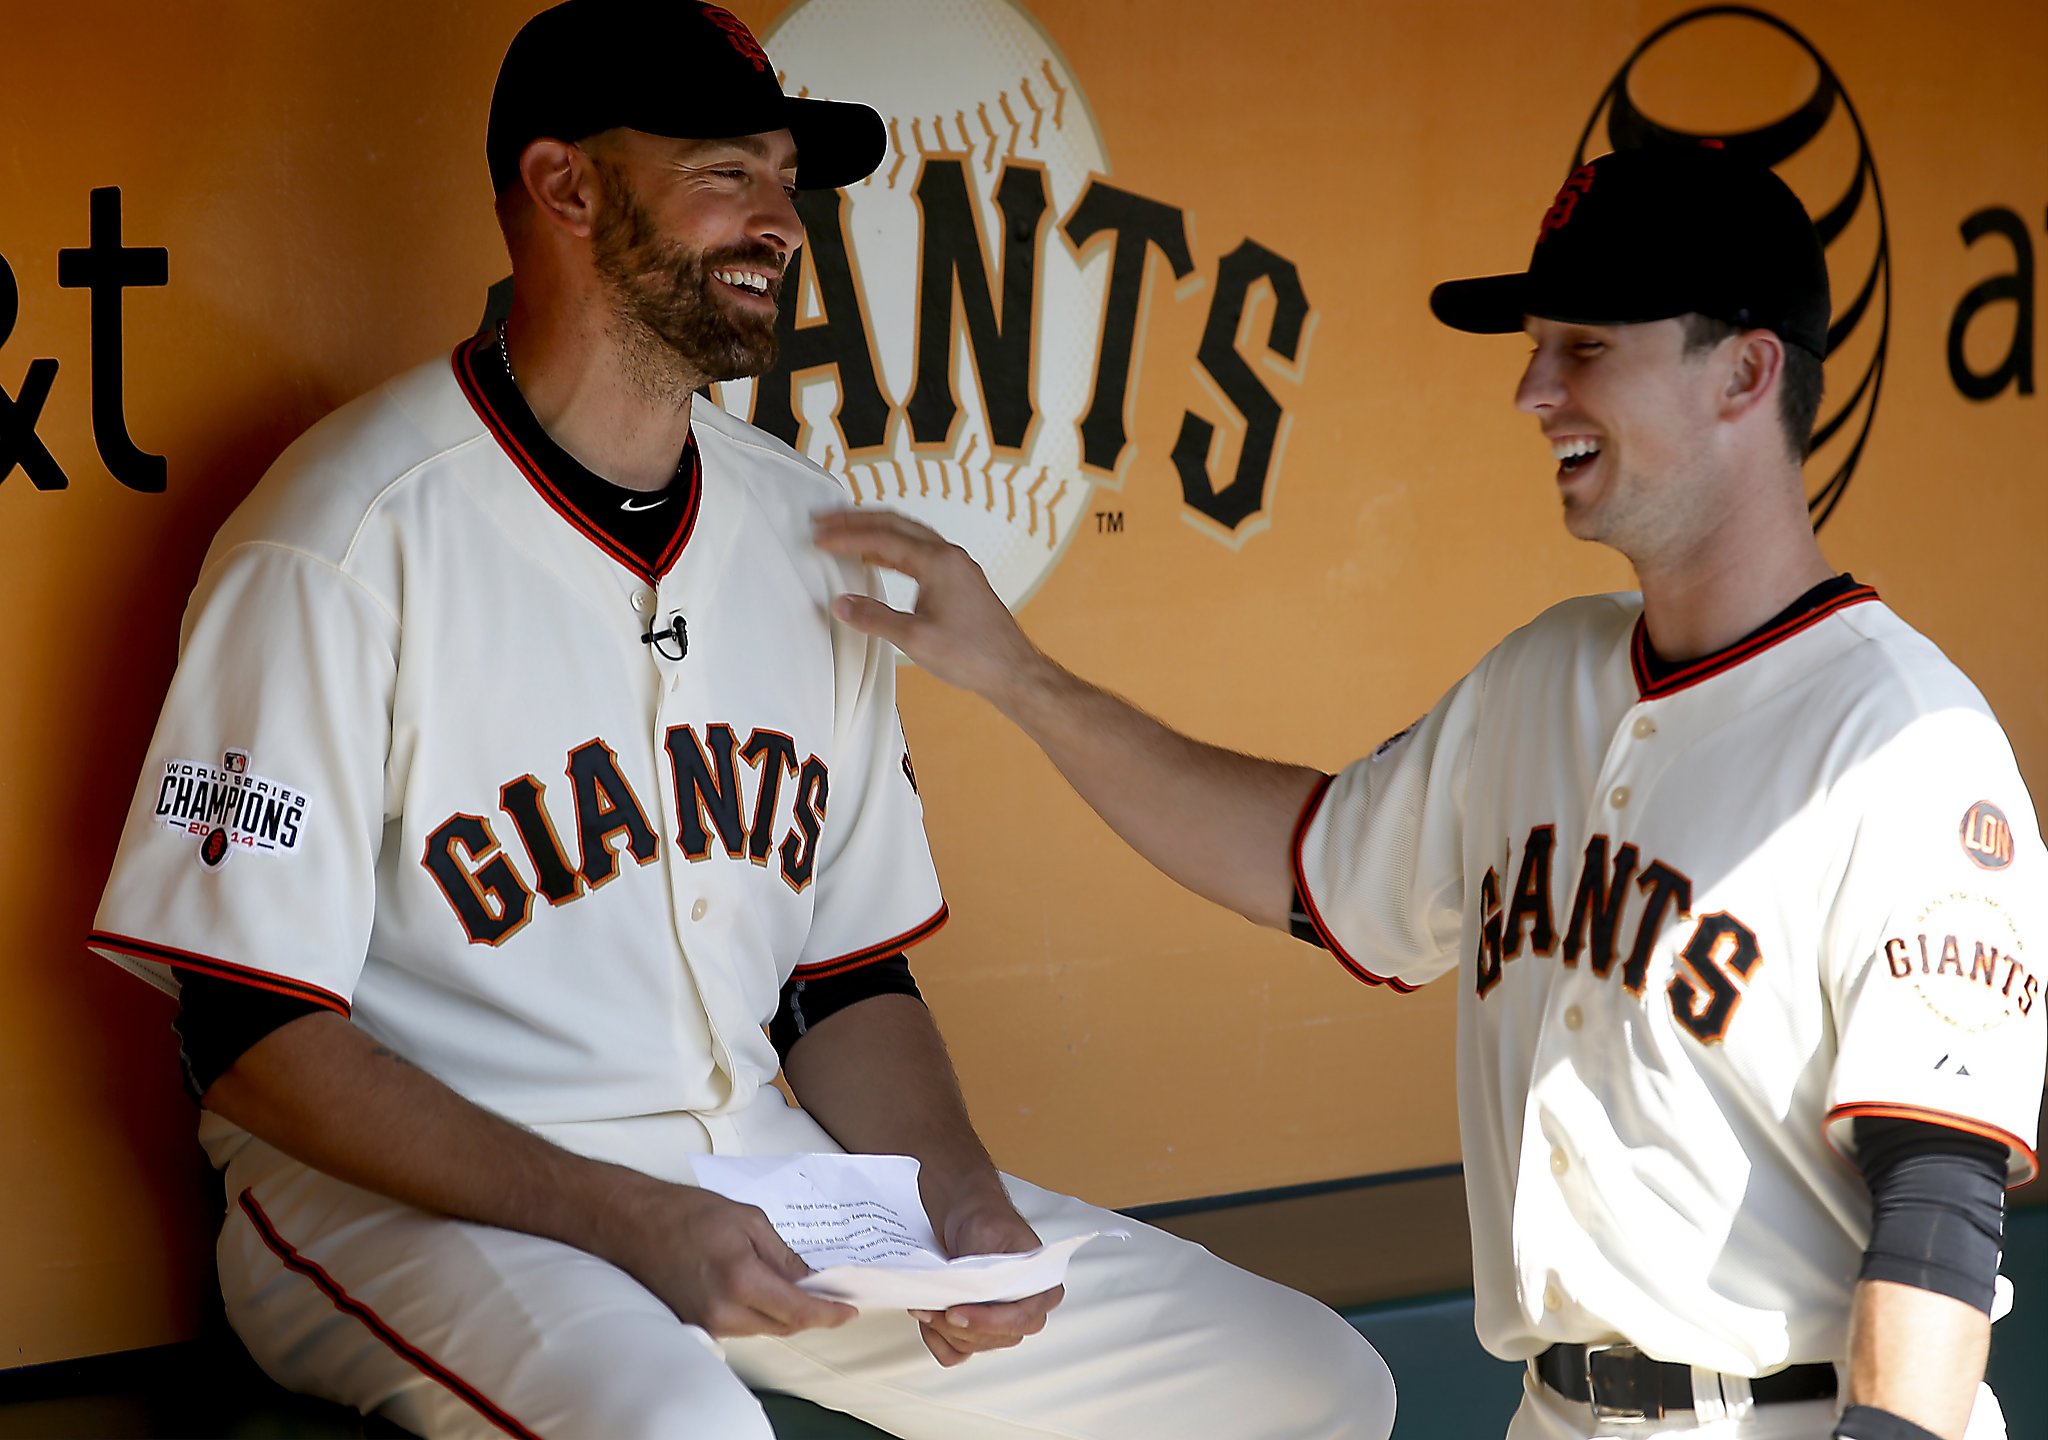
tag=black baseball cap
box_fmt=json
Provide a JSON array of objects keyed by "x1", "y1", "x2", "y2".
[
  {"x1": 1429, "y1": 145, "x2": 1831, "y2": 358},
  {"x1": 486, "y1": 0, "x2": 886, "y2": 194}
]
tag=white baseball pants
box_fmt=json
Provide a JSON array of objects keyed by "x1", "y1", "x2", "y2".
[{"x1": 209, "y1": 1097, "x2": 1396, "y2": 1440}]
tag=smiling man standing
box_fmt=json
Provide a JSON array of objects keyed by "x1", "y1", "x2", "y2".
[
  {"x1": 83, "y1": 3, "x2": 1393, "y2": 1438},
  {"x1": 817, "y1": 145, "x2": 2047, "y2": 1440}
]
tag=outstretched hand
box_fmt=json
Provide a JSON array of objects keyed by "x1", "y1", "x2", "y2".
[{"x1": 811, "y1": 509, "x2": 1048, "y2": 707}]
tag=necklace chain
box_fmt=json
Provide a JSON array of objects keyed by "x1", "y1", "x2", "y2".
[
  {"x1": 496, "y1": 320, "x2": 518, "y2": 388},
  {"x1": 496, "y1": 319, "x2": 691, "y2": 487}
]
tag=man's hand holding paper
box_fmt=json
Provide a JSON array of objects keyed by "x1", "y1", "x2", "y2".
[{"x1": 689, "y1": 1152, "x2": 1125, "y2": 1366}]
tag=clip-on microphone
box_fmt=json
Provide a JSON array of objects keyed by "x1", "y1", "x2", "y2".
[{"x1": 642, "y1": 613, "x2": 688, "y2": 660}]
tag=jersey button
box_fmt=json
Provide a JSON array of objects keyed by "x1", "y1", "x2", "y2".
[
  {"x1": 1563, "y1": 1005, "x2": 1583, "y2": 1031},
  {"x1": 1609, "y1": 785, "x2": 1631, "y2": 809},
  {"x1": 1632, "y1": 716, "x2": 1656, "y2": 739},
  {"x1": 632, "y1": 590, "x2": 653, "y2": 613},
  {"x1": 690, "y1": 897, "x2": 709, "y2": 922},
  {"x1": 1550, "y1": 1147, "x2": 1569, "y2": 1176}
]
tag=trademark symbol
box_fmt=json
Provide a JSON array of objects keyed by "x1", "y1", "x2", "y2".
[{"x1": 1093, "y1": 510, "x2": 1123, "y2": 534}]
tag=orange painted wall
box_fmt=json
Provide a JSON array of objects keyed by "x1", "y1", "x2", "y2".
[{"x1": 3, "y1": 0, "x2": 2043, "y2": 1365}]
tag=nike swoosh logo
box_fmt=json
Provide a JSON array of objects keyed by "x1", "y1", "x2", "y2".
[{"x1": 620, "y1": 496, "x2": 669, "y2": 513}]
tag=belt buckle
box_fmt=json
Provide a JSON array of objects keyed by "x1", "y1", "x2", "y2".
[{"x1": 1584, "y1": 1343, "x2": 1661, "y2": 1423}]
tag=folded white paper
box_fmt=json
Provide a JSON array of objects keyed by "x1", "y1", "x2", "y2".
[{"x1": 689, "y1": 1152, "x2": 1124, "y2": 1309}]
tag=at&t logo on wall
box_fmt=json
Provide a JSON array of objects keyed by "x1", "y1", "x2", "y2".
[{"x1": 1573, "y1": 5, "x2": 1888, "y2": 528}]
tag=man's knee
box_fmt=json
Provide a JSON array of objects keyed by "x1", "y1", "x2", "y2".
[
  {"x1": 377, "y1": 1377, "x2": 774, "y2": 1440},
  {"x1": 495, "y1": 1316, "x2": 777, "y2": 1440},
  {"x1": 375, "y1": 1332, "x2": 776, "y2": 1440},
  {"x1": 1306, "y1": 1309, "x2": 1397, "y2": 1440},
  {"x1": 565, "y1": 1382, "x2": 777, "y2": 1440},
  {"x1": 1231, "y1": 1290, "x2": 1397, "y2": 1440},
  {"x1": 1083, "y1": 1223, "x2": 1398, "y2": 1438}
]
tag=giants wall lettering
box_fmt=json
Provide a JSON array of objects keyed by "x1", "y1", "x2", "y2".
[{"x1": 743, "y1": 0, "x2": 1314, "y2": 610}]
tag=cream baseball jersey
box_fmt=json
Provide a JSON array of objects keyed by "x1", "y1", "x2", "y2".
[
  {"x1": 1294, "y1": 589, "x2": 2046, "y2": 1376},
  {"x1": 91, "y1": 336, "x2": 945, "y2": 1135}
]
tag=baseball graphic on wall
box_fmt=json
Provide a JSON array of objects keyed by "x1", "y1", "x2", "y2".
[{"x1": 728, "y1": 0, "x2": 1112, "y2": 614}]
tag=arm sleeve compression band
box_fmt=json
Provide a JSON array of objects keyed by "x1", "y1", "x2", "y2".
[
  {"x1": 174, "y1": 970, "x2": 326, "y2": 1101},
  {"x1": 771, "y1": 952, "x2": 924, "y2": 1064},
  {"x1": 1853, "y1": 1115, "x2": 2006, "y2": 1314}
]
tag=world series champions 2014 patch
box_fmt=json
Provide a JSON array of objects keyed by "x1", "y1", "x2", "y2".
[{"x1": 154, "y1": 749, "x2": 310, "y2": 870}]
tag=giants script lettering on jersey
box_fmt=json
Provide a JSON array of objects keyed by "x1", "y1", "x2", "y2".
[
  {"x1": 1475, "y1": 824, "x2": 1761, "y2": 1043},
  {"x1": 420, "y1": 726, "x2": 829, "y2": 946},
  {"x1": 1883, "y1": 933, "x2": 2039, "y2": 1017}
]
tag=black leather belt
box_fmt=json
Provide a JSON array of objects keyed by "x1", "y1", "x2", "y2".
[{"x1": 1534, "y1": 1343, "x2": 1837, "y2": 1422}]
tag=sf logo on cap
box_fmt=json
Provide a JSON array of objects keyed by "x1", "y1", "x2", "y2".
[
  {"x1": 1537, "y1": 165, "x2": 1596, "y2": 242},
  {"x1": 699, "y1": 4, "x2": 770, "y2": 71}
]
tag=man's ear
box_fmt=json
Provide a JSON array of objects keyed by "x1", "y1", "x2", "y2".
[
  {"x1": 1719, "y1": 328, "x2": 1785, "y2": 428},
  {"x1": 517, "y1": 138, "x2": 604, "y2": 240}
]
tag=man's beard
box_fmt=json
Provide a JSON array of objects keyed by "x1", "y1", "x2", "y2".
[{"x1": 590, "y1": 160, "x2": 784, "y2": 392}]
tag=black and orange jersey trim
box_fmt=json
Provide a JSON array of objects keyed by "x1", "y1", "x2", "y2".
[
  {"x1": 791, "y1": 902, "x2": 950, "y2": 981},
  {"x1": 88, "y1": 931, "x2": 351, "y2": 1016},
  {"x1": 450, "y1": 334, "x2": 702, "y2": 586},
  {"x1": 1826, "y1": 1101, "x2": 2040, "y2": 1187},
  {"x1": 1632, "y1": 577, "x2": 1879, "y2": 700},
  {"x1": 1287, "y1": 775, "x2": 1420, "y2": 994},
  {"x1": 236, "y1": 1190, "x2": 543, "y2": 1440}
]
